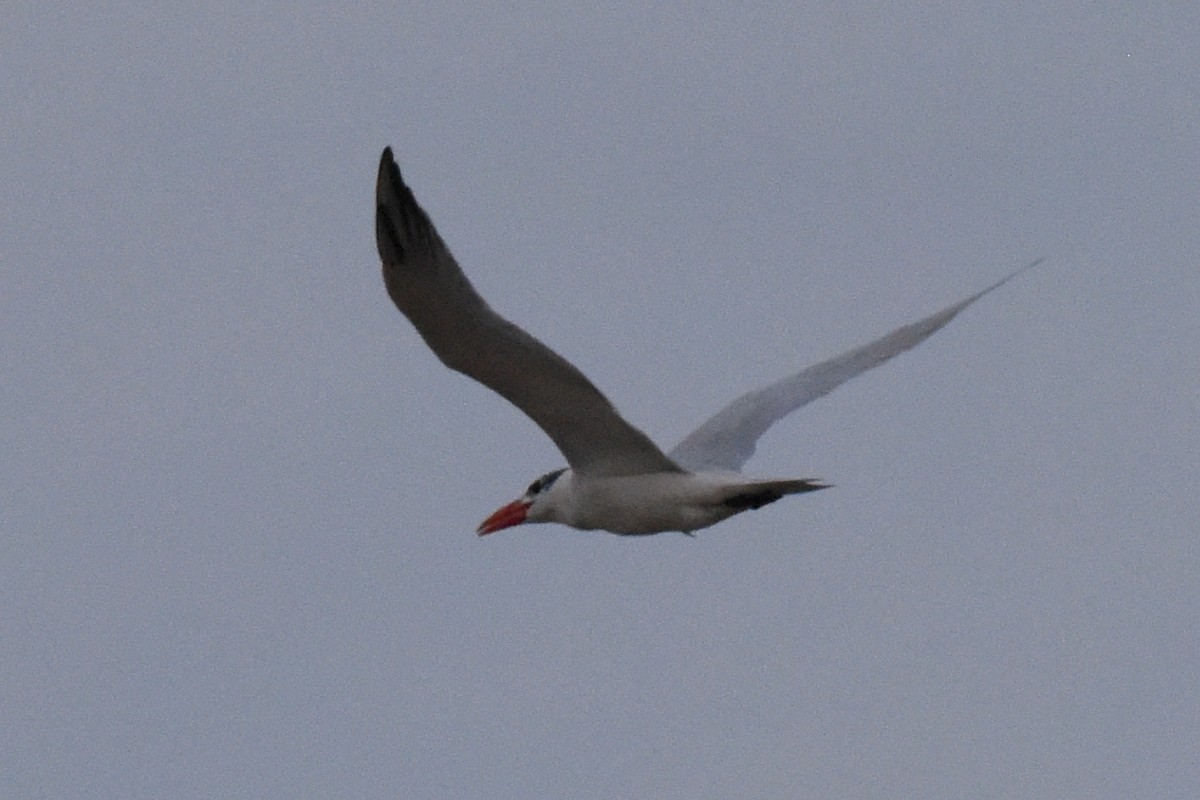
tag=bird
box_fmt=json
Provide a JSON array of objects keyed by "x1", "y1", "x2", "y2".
[{"x1": 374, "y1": 146, "x2": 1040, "y2": 536}]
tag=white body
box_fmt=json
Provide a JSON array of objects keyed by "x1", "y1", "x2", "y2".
[{"x1": 529, "y1": 469, "x2": 814, "y2": 534}]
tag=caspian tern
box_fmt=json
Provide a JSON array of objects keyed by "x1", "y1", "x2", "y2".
[{"x1": 375, "y1": 147, "x2": 1040, "y2": 536}]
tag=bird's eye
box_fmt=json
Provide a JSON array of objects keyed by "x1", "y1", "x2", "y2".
[{"x1": 526, "y1": 468, "x2": 566, "y2": 496}]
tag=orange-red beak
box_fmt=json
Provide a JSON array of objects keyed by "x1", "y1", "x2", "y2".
[{"x1": 476, "y1": 499, "x2": 531, "y2": 535}]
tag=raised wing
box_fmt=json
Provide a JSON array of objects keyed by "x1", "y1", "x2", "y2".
[
  {"x1": 668, "y1": 260, "x2": 1043, "y2": 472},
  {"x1": 375, "y1": 148, "x2": 681, "y2": 477}
]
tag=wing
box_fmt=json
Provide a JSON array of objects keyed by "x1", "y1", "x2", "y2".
[
  {"x1": 668, "y1": 260, "x2": 1043, "y2": 472},
  {"x1": 375, "y1": 148, "x2": 681, "y2": 477}
]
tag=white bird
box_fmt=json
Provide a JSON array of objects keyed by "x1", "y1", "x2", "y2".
[{"x1": 375, "y1": 147, "x2": 1040, "y2": 536}]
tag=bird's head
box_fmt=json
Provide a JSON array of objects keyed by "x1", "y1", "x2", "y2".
[{"x1": 476, "y1": 468, "x2": 568, "y2": 535}]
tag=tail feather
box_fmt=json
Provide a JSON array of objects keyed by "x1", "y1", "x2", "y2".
[{"x1": 723, "y1": 479, "x2": 830, "y2": 511}]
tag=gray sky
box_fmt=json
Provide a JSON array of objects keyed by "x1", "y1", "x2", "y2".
[{"x1": 4, "y1": 5, "x2": 1197, "y2": 798}]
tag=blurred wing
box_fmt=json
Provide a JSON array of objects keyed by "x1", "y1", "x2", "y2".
[
  {"x1": 375, "y1": 148, "x2": 681, "y2": 477},
  {"x1": 668, "y1": 260, "x2": 1042, "y2": 472}
]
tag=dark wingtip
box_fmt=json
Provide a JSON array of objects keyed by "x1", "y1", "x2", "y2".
[
  {"x1": 378, "y1": 146, "x2": 400, "y2": 187},
  {"x1": 375, "y1": 146, "x2": 407, "y2": 261}
]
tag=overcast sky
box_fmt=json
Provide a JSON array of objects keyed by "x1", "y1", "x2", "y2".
[{"x1": 4, "y1": 5, "x2": 1198, "y2": 798}]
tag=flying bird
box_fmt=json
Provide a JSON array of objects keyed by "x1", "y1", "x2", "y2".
[{"x1": 374, "y1": 147, "x2": 1039, "y2": 536}]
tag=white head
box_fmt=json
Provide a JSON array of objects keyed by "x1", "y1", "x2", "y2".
[{"x1": 476, "y1": 468, "x2": 568, "y2": 535}]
